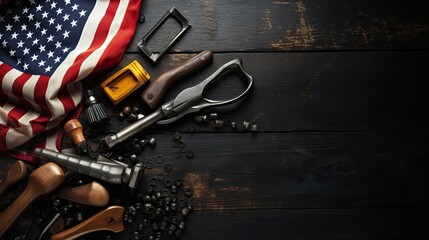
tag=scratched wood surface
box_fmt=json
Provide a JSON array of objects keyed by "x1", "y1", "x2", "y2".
[{"x1": 1, "y1": 0, "x2": 429, "y2": 239}]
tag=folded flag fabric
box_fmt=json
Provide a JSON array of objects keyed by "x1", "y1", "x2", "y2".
[{"x1": 0, "y1": 0, "x2": 141, "y2": 161}]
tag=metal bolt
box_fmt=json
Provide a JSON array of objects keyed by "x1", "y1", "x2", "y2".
[
  {"x1": 249, "y1": 124, "x2": 259, "y2": 132},
  {"x1": 170, "y1": 185, "x2": 178, "y2": 193},
  {"x1": 139, "y1": 139, "x2": 147, "y2": 147},
  {"x1": 181, "y1": 207, "x2": 190, "y2": 217},
  {"x1": 175, "y1": 229, "x2": 183, "y2": 237},
  {"x1": 137, "y1": 113, "x2": 145, "y2": 120},
  {"x1": 231, "y1": 121, "x2": 237, "y2": 129},
  {"x1": 133, "y1": 144, "x2": 142, "y2": 154},
  {"x1": 173, "y1": 132, "x2": 182, "y2": 140},
  {"x1": 149, "y1": 137, "x2": 157, "y2": 146},
  {"x1": 151, "y1": 222, "x2": 159, "y2": 230},
  {"x1": 139, "y1": 15, "x2": 145, "y2": 23},
  {"x1": 178, "y1": 221, "x2": 186, "y2": 230},
  {"x1": 127, "y1": 113, "x2": 137, "y2": 122},
  {"x1": 132, "y1": 106, "x2": 140, "y2": 114},
  {"x1": 213, "y1": 119, "x2": 224, "y2": 129},
  {"x1": 76, "y1": 212, "x2": 84, "y2": 222},
  {"x1": 160, "y1": 221, "x2": 168, "y2": 231},
  {"x1": 144, "y1": 203, "x2": 155, "y2": 214},
  {"x1": 201, "y1": 115, "x2": 209, "y2": 122},
  {"x1": 209, "y1": 113, "x2": 218, "y2": 119},
  {"x1": 193, "y1": 115, "x2": 203, "y2": 123},
  {"x1": 118, "y1": 112, "x2": 125, "y2": 120},
  {"x1": 243, "y1": 121, "x2": 250, "y2": 131},
  {"x1": 122, "y1": 106, "x2": 131, "y2": 116},
  {"x1": 130, "y1": 154, "x2": 138, "y2": 163}
]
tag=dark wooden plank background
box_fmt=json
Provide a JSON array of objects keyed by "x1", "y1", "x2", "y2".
[{"x1": 2, "y1": 0, "x2": 429, "y2": 239}]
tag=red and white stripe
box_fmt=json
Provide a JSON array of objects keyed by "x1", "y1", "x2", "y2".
[{"x1": 0, "y1": 0, "x2": 141, "y2": 162}]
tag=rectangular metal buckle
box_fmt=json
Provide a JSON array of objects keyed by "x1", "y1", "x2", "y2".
[{"x1": 138, "y1": 7, "x2": 191, "y2": 63}]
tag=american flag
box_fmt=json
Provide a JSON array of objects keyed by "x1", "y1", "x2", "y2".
[{"x1": 0, "y1": 0, "x2": 141, "y2": 162}]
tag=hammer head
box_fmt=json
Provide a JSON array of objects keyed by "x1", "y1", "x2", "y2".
[{"x1": 128, "y1": 162, "x2": 143, "y2": 189}]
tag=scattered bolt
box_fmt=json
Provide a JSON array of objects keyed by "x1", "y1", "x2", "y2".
[
  {"x1": 209, "y1": 113, "x2": 218, "y2": 119},
  {"x1": 122, "y1": 106, "x2": 132, "y2": 116},
  {"x1": 149, "y1": 137, "x2": 157, "y2": 146},
  {"x1": 132, "y1": 106, "x2": 140, "y2": 114},
  {"x1": 249, "y1": 124, "x2": 259, "y2": 132},
  {"x1": 170, "y1": 185, "x2": 178, "y2": 194},
  {"x1": 231, "y1": 121, "x2": 237, "y2": 129},
  {"x1": 127, "y1": 113, "x2": 137, "y2": 122},
  {"x1": 243, "y1": 121, "x2": 250, "y2": 131},
  {"x1": 173, "y1": 132, "x2": 182, "y2": 140},
  {"x1": 193, "y1": 115, "x2": 203, "y2": 123},
  {"x1": 133, "y1": 144, "x2": 142, "y2": 154},
  {"x1": 181, "y1": 207, "x2": 190, "y2": 217},
  {"x1": 213, "y1": 119, "x2": 224, "y2": 129},
  {"x1": 137, "y1": 113, "x2": 145, "y2": 120},
  {"x1": 139, "y1": 139, "x2": 147, "y2": 147}
]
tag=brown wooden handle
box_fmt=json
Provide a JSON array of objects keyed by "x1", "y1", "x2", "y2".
[
  {"x1": 0, "y1": 160, "x2": 27, "y2": 195},
  {"x1": 0, "y1": 162, "x2": 65, "y2": 237},
  {"x1": 50, "y1": 206, "x2": 124, "y2": 240},
  {"x1": 64, "y1": 119, "x2": 86, "y2": 148},
  {"x1": 141, "y1": 50, "x2": 213, "y2": 108},
  {"x1": 56, "y1": 182, "x2": 110, "y2": 207}
]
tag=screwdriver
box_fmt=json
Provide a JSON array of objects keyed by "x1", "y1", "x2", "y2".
[{"x1": 141, "y1": 50, "x2": 213, "y2": 108}]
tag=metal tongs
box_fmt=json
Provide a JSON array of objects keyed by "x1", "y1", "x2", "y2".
[{"x1": 103, "y1": 58, "x2": 254, "y2": 149}]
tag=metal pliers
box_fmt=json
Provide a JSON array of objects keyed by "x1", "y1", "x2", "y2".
[{"x1": 102, "y1": 58, "x2": 254, "y2": 149}]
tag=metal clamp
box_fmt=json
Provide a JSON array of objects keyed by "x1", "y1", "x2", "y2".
[{"x1": 138, "y1": 7, "x2": 191, "y2": 63}]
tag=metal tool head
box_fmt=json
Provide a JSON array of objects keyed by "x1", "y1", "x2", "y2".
[{"x1": 158, "y1": 58, "x2": 254, "y2": 124}]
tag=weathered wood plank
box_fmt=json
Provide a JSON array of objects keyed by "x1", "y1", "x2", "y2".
[
  {"x1": 56, "y1": 132, "x2": 426, "y2": 210},
  {"x1": 176, "y1": 208, "x2": 429, "y2": 240},
  {"x1": 127, "y1": 0, "x2": 429, "y2": 52},
  {"x1": 91, "y1": 51, "x2": 428, "y2": 132}
]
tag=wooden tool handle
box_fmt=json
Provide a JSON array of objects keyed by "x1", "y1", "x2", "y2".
[
  {"x1": 0, "y1": 160, "x2": 27, "y2": 195},
  {"x1": 50, "y1": 206, "x2": 124, "y2": 240},
  {"x1": 64, "y1": 119, "x2": 85, "y2": 146},
  {"x1": 141, "y1": 50, "x2": 213, "y2": 108},
  {"x1": 0, "y1": 162, "x2": 65, "y2": 237},
  {"x1": 56, "y1": 182, "x2": 110, "y2": 207}
]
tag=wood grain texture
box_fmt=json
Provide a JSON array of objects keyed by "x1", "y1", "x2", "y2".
[
  {"x1": 127, "y1": 0, "x2": 429, "y2": 52},
  {"x1": 0, "y1": 162, "x2": 64, "y2": 237},
  {"x1": 0, "y1": 160, "x2": 27, "y2": 195},
  {"x1": 50, "y1": 206, "x2": 124, "y2": 240},
  {"x1": 179, "y1": 208, "x2": 429, "y2": 240},
  {"x1": 2, "y1": 0, "x2": 429, "y2": 239},
  {"x1": 128, "y1": 132, "x2": 429, "y2": 210},
  {"x1": 56, "y1": 182, "x2": 110, "y2": 207},
  {"x1": 89, "y1": 52, "x2": 429, "y2": 133}
]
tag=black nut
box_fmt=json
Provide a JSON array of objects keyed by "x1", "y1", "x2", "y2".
[
  {"x1": 186, "y1": 149, "x2": 194, "y2": 158},
  {"x1": 183, "y1": 187, "x2": 193, "y2": 197},
  {"x1": 164, "y1": 178, "x2": 173, "y2": 188},
  {"x1": 177, "y1": 198, "x2": 187, "y2": 208},
  {"x1": 161, "y1": 189, "x2": 170, "y2": 198}
]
